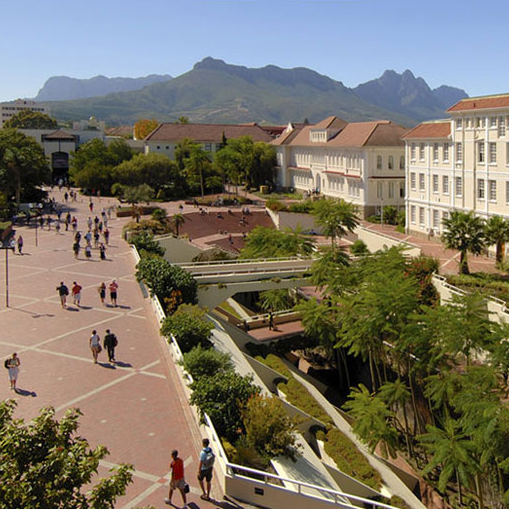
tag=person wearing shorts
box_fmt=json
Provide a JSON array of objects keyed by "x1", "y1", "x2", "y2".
[
  {"x1": 109, "y1": 280, "x2": 118, "y2": 307},
  {"x1": 198, "y1": 438, "x2": 214, "y2": 501},
  {"x1": 72, "y1": 281, "x2": 82, "y2": 306},
  {"x1": 98, "y1": 282, "x2": 106, "y2": 304},
  {"x1": 89, "y1": 330, "x2": 101, "y2": 364},
  {"x1": 56, "y1": 282, "x2": 69, "y2": 309},
  {"x1": 164, "y1": 449, "x2": 187, "y2": 507},
  {"x1": 6, "y1": 352, "x2": 20, "y2": 391}
]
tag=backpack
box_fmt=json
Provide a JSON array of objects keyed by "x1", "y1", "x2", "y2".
[
  {"x1": 4, "y1": 359, "x2": 9, "y2": 369},
  {"x1": 202, "y1": 448, "x2": 215, "y2": 469}
]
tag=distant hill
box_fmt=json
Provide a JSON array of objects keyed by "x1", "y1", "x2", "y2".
[
  {"x1": 353, "y1": 70, "x2": 468, "y2": 122},
  {"x1": 34, "y1": 74, "x2": 172, "y2": 101},
  {"x1": 39, "y1": 58, "x2": 468, "y2": 126}
]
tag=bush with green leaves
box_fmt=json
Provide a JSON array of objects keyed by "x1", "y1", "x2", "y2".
[
  {"x1": 160, "y1": 304, "x2": 213, "y2": 353},
  {"x1": 350, "y1": 240, "x2": 369, "y2": 256},
  {"x1": 190, "y1": 371, "x2": 260, "y2": 442},
  {"x1": 0, "y1": 400, "x2": 134, "y2": 508},
  {"x1": 129, "y1": 230, "x2": 165, "y2": 257},
  {"x1": 181, "y1": 344, "x2": 234, "y2": 380},
  {"x1": 287, "y1": 201, "x2": 313, "y2": 214},
  {"x1": 136, "y1": 257, "x2": 197, "y2": 307}
]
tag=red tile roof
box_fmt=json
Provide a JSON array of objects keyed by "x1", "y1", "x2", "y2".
[
  {"x1": 312, "y1": 116, "x2": 348, "y2": 130},
  {"x1": 145, "y1": 123, "x2": 273, "y2": 143},
  {"x1": 402, "y1": 121, "x2": 451, "y2": 139},
  {"x1": 447, "y1": 93, "x2": 509, "y2": 112},
  {"x1": 105, "y1": 126, "x2": 133, "y2": 137}
]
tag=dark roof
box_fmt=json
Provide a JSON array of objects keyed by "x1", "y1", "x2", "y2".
[
  {"x1": 41, "y1": 130, "x2": 76, "y2": 141},
  {"x1": 145, "y1": 123, "x2": 273, "y2": 143}
]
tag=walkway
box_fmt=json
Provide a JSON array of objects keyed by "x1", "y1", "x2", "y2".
[{"x1": 0, "y1": 190, "x2": 226, "y2": 508}]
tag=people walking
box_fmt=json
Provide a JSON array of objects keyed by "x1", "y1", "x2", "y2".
[
  {"x1": 164, "y1": 449, "x2": 188, "y2": 507},
  {"x1": 98, "y1": 282, "x2": 106, "y2": 305},
  {"x1": 5, "y1": 353, "x2": 20, "y2": 391},
  {"x1": 87, "y1": 217, "x2": 93, "y2": 231},
  {"x1": 56, "y1": 282, "x2": 69, "y2": 308},
  {"x1": 103, "y1": 228, "x2": 110, "y2": 245},
  {"x1": 198, "y1": 438, "x2": 215, "y2": 501},
  {"x1": 73, "y1": 241, "x2": 80, "y2": 259},
  {"x1": 17, "y1": 235, "x2": 23, "y2": 255},
  {"x1": 99, "y1": 243, "x2": 106, "y2": 260},
  {"x1": 85, "y1": 245, "x2": 92, "y2": 259},
  {"x1": 109, "y1": 280, "x2": 118, "y2": 307},
  {"x1": 103, "y1": 329, "x2": 117, "y2": 363},
  {"x1": 89, "y1": 330, "x2": 101, "y2": 364},
  {"x1": 72, "y1": 281, "x2": 82, "y2": 306}
]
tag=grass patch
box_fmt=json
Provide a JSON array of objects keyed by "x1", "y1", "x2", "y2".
[
  {"x1": 217, "y1": 300, "x2": 242, "y2": 319},
  {"x1": 445, "y1": 272, "x2": 509, "y2": 304},
  {"x1": 254, "y1": 191, "x2": 304, "y2": 200}
]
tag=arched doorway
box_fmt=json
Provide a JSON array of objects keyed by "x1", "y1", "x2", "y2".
[{"x1": 52, "y1": 152, "x2": 69, "y2": 181}]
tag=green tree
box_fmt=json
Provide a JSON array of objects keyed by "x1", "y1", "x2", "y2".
[
  {"x1": 185, "y1": 144, "x2": 211, "y2": 197},
  {"x1": 259, "y1": 289, "x2": 292, "y2": 313},
  {"x1": 241, "y1": 394, "x2": 299, "y2": 459},
  {"x1": 129, "y1": 230, "x2": 165, "y2": 257},
  {"x1": 0, "y1": 400, "x2": 133, "y2": 509},
  {"x1": 485, "y1": 214, "x2": 509, "y2": 264},
  {"x1": 136, "y1": 257, "x2": 197, "y2": 307},
  {"x1": 160, "y1": 304, "x2": 214, "y2": 353},
  {"x1": 442, "y1": 211, "x2": 486, "y2": 274},
  {"x1": 311, "y1": 198, "x2": 359, "y2": 251},
  {"x1": 181, "y1": 345, "x2": 234, "y2": 380},
  {"x1": 3, "y1": 110, "x2": 58, "y2": 129},
  {"x1": 176, "y1": 116, "x2": 190, "y2": 124},
  {"x1": 112, "y1": 183, "x2": 154, "y2": 211},
  {"x1": 190, "y1": 371, "x2": 260, "y2": 441},
  {"x1": 172, "y1": 213, "x2": 185, "y2": 236},
  {"x1": 343, "y1": 384, "x2": 398, "y2": 459},
  {"x1": 419, "y1": 418, "x2": 479, "y2": 506},
  {"x1": 0, "y1": 128, "x2": 50, "y2": 206}
]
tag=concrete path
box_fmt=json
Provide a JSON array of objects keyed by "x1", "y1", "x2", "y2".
[{"x1": 0, "y1": 190, "x2": 227, "y2": 509}]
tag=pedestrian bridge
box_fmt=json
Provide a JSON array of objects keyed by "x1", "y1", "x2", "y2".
[{"x1": 174, "y1": 257, "x2": 314, "y2": 308}]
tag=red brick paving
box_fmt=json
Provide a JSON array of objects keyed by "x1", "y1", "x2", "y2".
[
  {"x1": 247, "y1": 320, "x2": 304, "y2": 341},
  {"x1": 0, "y1": 190, "x2": 226, "y2": 508}
]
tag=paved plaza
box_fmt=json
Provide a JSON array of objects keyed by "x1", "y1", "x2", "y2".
[{"x1": 0, "y1": 190, "x2": 225, "y2": 509}]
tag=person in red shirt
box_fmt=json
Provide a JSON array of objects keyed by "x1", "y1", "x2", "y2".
[
  {"x1": 108, "y1": 280, "x2": 118, "y2": 307},
  {"x1": 164, "y1": 449, "x2": 187, "y2": 507},
  {"x1": 72, "y1": 281, "x2": 82, "y2": 307}
]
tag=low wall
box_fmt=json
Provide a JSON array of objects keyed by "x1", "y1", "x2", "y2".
[
  {"x1": 355, "y1": 227, "x2": 421, "y2": 257},
  {"x1": 157, "y1": 234, "x2": 207, "y2": 263},
  {"x1": 267, "y1": 208, "x2": 322, "y2": 233}
]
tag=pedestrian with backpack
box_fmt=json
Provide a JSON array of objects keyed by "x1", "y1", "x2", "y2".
[
  {"x1": 56, "y1": 282, "x2": 69, "y2": 308},
  {"x1": 198, "y1": 438, "x2": 215, "y2": 501},
  {"x1": 103, "y1": 329, "x2": 118, "y2": 363}
]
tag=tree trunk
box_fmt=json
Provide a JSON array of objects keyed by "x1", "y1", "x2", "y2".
[
  {"x1": 460, "y1": 250, "x2": 469, "y2": 274},
  {"x1": 199, "y1": 168, "x2": 204, "y2": 198},
  {"x1": 368, "y1": 350, "x2": 377, "y2": 392},
  {"x1": 475, "y1": 472, "x2": 484, "y2": 509},
  {"x1": 496, "y1": 241, "x2": 505, "y2": 264},
  {"x1": 457, "y1": 468, "x2": 463, "y2": 506}
]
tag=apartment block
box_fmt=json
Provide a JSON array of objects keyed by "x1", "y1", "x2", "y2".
[
  {"x1": 0, "y1": 99, "x2": 50, "y2": 127},
  {"x1": 403, "y1": 94, "x2": 509, "y2": 236}
]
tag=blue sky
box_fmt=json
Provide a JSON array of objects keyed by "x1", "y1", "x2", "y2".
[{"x1": 1, "y1": 0, "x2": 508, "y2": 102}]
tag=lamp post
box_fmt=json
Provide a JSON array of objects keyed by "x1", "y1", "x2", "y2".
[
  {"x1": 380, "y1": 196, "x2": 384, "y2": 227},
  {"x1": 1, "y1": 243, "x2": 15, "y2": 307}
]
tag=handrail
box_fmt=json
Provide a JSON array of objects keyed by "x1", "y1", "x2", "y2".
[
  {"x1": 246, "y1": 309, "x2": 298, "y2": 322},
  {"x1": 175, "y1": 255, "x2": 314, "y2": 267},
  {"x1": 191, "y1": 266, "x2": 311, "y2": 278}
]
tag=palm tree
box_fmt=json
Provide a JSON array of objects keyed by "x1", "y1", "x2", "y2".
[
  {"x1": 172, "y1": 213, "x2": 185, "y2": 237},
  {"x1": 485, "y1": 215, "x2": 509, "y2": 264},
  {"x1": 185, "y1": 146, "x2": 211, "y2": 198},
  {"x1": 442, "y1": 211, "x2": 486, "y2": 274},
  {"x1": 419, "y1": 418, "x2": 479, "y2": 506},
  {"x1": 282, "y1": 225, "x2": 315, "y2": 258},
  {"x1": 311, "y1": 198, "x2": 359, "y2": 251}
]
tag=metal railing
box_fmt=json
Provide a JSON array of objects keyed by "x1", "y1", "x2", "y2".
[
  {"x1": 175, "y1": 255, "x2": 313, "y2": 267},
  {"x1": 191, "y1": 265, "x2": 311, "y2": 278}
]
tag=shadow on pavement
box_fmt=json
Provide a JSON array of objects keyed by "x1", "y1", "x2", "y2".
[{"x1": 15, "y1": 388, "x2": 37, "y2": 397}]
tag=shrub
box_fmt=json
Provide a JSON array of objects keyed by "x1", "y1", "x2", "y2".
[
  {"x1": 242, "y1": 394, "x2": 299, "y2": 459},
  {"x1": 129, "y1": 230, "x2": 165, "y2": 257},
  {"x1": 231, "y1": 435, "x2": 271, "y2": 471},
  {"x1": 181, "y1": 344, "x2": 234, "y2": 380},
  {"x1": 322, "y1": 428, "x2": 382, "y2": 491},
  {"x1": 255, "y1": 354, "x2": 292, "y2": 378},
  {"x1": 151, "y1": 207, "x2": 167, "y2": 222},
  {"x1": 383, "y1": 205, "x2": 398, "y2": 225},
  {"x1": 136, "y1": 257, "x2": 197, "y2": 308},
  {"x1": 160, "y1": 304, "x2": 213, "y2": 353},
  {"x1": 190, "y1": 371, "x2": 260, "y2": 441},
  {"x1": 287, "y1": 201, "x2": 313, "y2": 214},
  {"x1": 350, "y1": 240, "x2": 369, "y2": 256},
  {"x1": 265, "y1": 198, "x2": 288, "y2": 212},
  {"x1": 123, "y1": 218, "x2": 168, "y2": 235},
  {"x1": 366, "y1": 215, "x2": 381, "y2": 224},
  {"x1": 192, "y1": 249, "x2": 236, "y2": 262}
]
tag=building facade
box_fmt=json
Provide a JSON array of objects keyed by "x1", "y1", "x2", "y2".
[
  {"x1": 272, "y1": 116, "x2": 407, "y2": 218},
  {"x1": 403, "y1": 94, "x2": 509, "y2": 236},
  {"x1": 144, "y1": 123, "x2": 273, "y2": 158},
  {"x1": 0, "y1": 99, "x2": 50, "y2": 127}
]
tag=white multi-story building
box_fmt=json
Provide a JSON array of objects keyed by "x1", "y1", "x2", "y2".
[
  {"x1": 0, "y1": 99, "x2": 50, "y2": 127},
  {"x1": 403, "y1": 93, "x2": 509, "y2": 236},
  {"x1": 272, "y1": 116, "x2": 407, "y2": 218}
]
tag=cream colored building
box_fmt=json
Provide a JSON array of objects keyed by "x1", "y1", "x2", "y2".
[
  {"x1": 272, "y1": 116, "x2": 407, "y2": 218},
  {"x1": 403, "y1": 93, "x2": 509, "y2": 236},
  {"x1": 0, "y1": 99, "x2": 50, "y2": 127}
]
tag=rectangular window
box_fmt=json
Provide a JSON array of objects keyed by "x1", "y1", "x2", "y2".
[
  {"x1": 432, "y1": 174, "x2": 439, "y2": 193},
  {"x1": 419, "y1": 173, "x2": 425, "y2": 191},
  {"x1": 410, "y1": 172, "x2": 416, "y2": 190},
  {"x1": 489, "y1": 180, "x2": 497, "y2": 201},
  {"x1": 443, "y1": 143, "x2": 449, "y2": 161},
  {"x1": 377, "y1": 182, "x2": 383, "y2": 198},
  {"x1": 506, "y1": 181, "x2": 509, "y2": 204},
  {"x1": 419, "y1": 207, "x2": 425, "y2": 226},
  {"x1": 491, "y1": 117, "x2": 497, "y2": 128},
  {"x1": 456, "y1": 142, "x2": 463, "y2": 162},
  {"x1": 478, "y1": 179, "x2": 485, "y2": 199},
  {"x1": 456, "y1": 177, "x2": 463, "y2": 197},
  {"x1": 478, "y1": 142, "x2": 485, "y2": 163},
  {"x1": 433, "y1": 143, "x2": 439, "y2": 161},
  {"x1": 410, "y1": 205, "x2": 416, "y2": 223},
  {"x1": 490, "y1": 142, "x2": 497, "y2": 164},
  {"x1": 411, "y1": 143, "x2": 416, "y2": 160},
  {"x1": 400, "y1": 183, "x2": 405, "y2": 198},
  {"x1": 388, "y1": 182, "x2": 394, "y2": 198},
  {"x1": 419, "y1": 143, "x2": 425, "y2": 161},
  {"x1": 442, "y1": 210, "x2": 449, "y2": 221},
  {"x1": 377, "y1": 155, "x2": 382, "y2": 170},
  {"x1": 456, "y1": 118, "x2": 463, "y2": 130},
  {"x1": 499, "y1": 117, "x2": 506, "y2": 137},
  {"x1": 443, "y1": 175, "x2": 449, "y2": 194},
  {"x1": 433, "y1": 209, "x2": 440, "y2": 229}
]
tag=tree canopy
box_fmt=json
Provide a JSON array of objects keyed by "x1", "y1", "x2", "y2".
[
  {"x1": 3, "y1": 110, "x2": 58, "y2": 130},
  {"x1": 0, "y1": 128, "x2": 50, "y2": 206},
  {"x1": 133, "y1": 118, "x2": 158, "y2": 140}
]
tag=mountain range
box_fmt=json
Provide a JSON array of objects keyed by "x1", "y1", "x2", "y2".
[
  {"x1": 32, "y1": 58, "x2": 468, "y2": 126},
  {"x1": 34, "y1": 74, "x2": 172, "y2": 101}
]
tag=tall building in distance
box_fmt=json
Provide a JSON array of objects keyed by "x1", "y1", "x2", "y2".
[
  {"x1": 403, "y1": 93, "x2": 509, "y2": 236},
  {"x1": 0, "y1": 99, "x2": 50, "y2": 127},
  {"x1": 272, "y1": 116, "x2": 407, "y2": 218}
]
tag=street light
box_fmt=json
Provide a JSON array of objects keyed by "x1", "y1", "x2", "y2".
[{"x1": 0, "y1": 243, "x2": 15, "y2": 307}]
